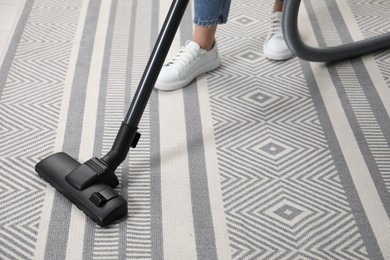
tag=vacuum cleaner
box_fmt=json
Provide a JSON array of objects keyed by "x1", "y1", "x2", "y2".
[
  {"x1": 36, "y1": 0, "x2": 389, "y2": 227},
  {"x1": 35, "y1": 0, "x2": 189, "y2": 227}
]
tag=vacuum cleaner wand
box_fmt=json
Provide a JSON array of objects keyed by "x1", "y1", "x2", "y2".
[{"x1": 35, "y1": 0, "x2": 189, "y2": 227}]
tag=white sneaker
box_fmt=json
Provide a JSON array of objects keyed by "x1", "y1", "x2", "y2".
[
  {"x1": 263, "y1": 12, "x2": 293, "y2": 61},
  {"x1": 155, "y1": 40, "x2": 221, "y2": 91}
]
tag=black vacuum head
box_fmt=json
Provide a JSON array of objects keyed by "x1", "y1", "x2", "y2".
[{"x1": 35, "y1": 152, "x2": 127, "y2": 227}]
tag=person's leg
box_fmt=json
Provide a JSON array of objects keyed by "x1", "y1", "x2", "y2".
[
  {"x1": 263, "y1": 0, "x2": 293, "y2": 60},
  {"x1": 155, "y1": 0, "x2": 231, "y2": 91},
  {"x1": 191, "y1": 0, "x2": 231, "y2": 50},
  {"x1": 192, "y1": 25, "x2": 217, "y2": 51},
  {"x1": 273, "y1": 0, "x2": 283, "y2": 12}
]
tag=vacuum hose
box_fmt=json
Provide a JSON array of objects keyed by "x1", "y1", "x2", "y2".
[{"x1": 282, "y1": 0, "x2": 390, "y2": 62}]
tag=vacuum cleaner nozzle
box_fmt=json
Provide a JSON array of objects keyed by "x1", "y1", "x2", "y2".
[
  {"x1": 35, "y1": 122, "x2": 139, "y2": 227},
  {"x1": 35, "y1": 152, "x2": 127, "y2": 227}
]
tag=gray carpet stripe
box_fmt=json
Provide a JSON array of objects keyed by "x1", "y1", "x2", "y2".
[
  {"x1": 183, "y1": 85, "x2": 218, "y2": 260},
  {"x1": 61, "y1": 0, "x2": 101, "y2": 155},
  {"x1": 44, "y1": 0, "x2": 101, "y2": 258},
  {"x1": 150, "y1": 99, "x2": 164, "y2": 260},
  {"x1": 149, "y1": 1, "x2": 164, "y2": 259},
  {"x1": 180, "y1": 4, "x2": 219, "y2": 260}
]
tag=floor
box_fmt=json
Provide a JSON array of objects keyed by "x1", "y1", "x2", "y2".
[
  {"x1": 0, "y1": 0, "x2": 25, "y2": 63},
  {"x1": 1, "y1": 0, "x2": 390, "y2": 259}
]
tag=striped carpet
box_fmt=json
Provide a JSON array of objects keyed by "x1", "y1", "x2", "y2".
[{"x1": 1, "y1": 0, "x2": 390, "y2": 259}]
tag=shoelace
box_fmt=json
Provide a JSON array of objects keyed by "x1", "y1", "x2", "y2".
[
  {"x1": 166, "y1": 42, "x2": 198, "y2": 70},
  {"x1": 269, "y1": 14, "x2": 283, "y2": 37}
]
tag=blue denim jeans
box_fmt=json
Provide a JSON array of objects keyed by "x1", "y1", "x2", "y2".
[
  {"x1": 193, "y1": 0, "x2": 232, "y2": 26},
  {"x1": 193, "y1": 0, "x2": 283, "y2": 26}
]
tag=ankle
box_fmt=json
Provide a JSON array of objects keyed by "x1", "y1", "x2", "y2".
[
  {"x1": 203, "y1": 40, "x2": 215, "y2": 51},
  {"x1": 192, "y1": 39, "x2": 215, "y2": 51},
  {"x1": 193, "y1": 25, "x2": 217, "y2": 51}
]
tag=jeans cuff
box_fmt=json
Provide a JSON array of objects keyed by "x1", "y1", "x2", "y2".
[{"x1": 193, "y1": 17, "x2": 228, "y2": 26}]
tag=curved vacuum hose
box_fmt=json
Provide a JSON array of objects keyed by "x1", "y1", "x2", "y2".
[{"x1": 282, "y1": 0, "x2": 390, "y2": 62}]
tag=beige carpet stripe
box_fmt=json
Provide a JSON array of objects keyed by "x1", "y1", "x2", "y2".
[
  {"x1": 159, "y1": 88, "x2": 197, "y2": 260},
  {"x1": 65, "y1": 0, "x2": 112, "y2": 259},
  {"x1": 301, "y1": 3, "x2": 390, "y2": 258},
  {"x1": 33, "y1": 0, "x2": 90, "y2": 258},
  {"x1": 158, "y1": 2, "x2": 197, "y2": 259},
  {"x1": 0, "y1": 0, "x2": 26, "y2": 68}
]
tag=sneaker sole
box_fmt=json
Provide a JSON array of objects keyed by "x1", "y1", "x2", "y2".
[
  {"x1": 155, "y1": 59, "x2": 221, "y2": 91},
  {"x1": 263, "y1": 48, "x2": 294, "y2": 61}
]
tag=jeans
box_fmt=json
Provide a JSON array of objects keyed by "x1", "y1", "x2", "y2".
[
  {"x1": 193, "y1": 0, "x2": 232, "y2": 26},
  {"x1": 193, "y1": 0, "x2": 283, "y2": 26}
]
